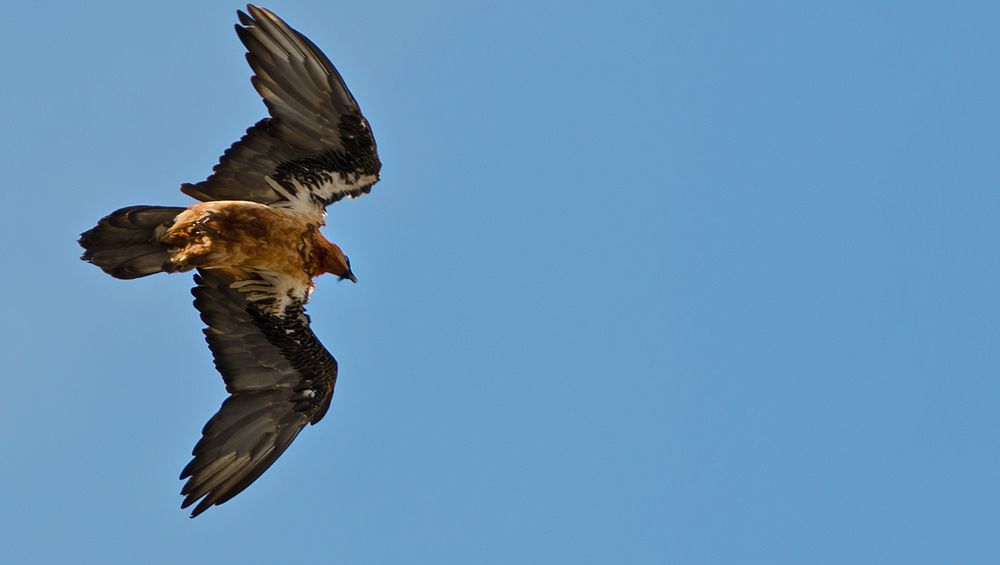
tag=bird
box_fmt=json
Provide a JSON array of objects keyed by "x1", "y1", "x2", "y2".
[{"x1": 78, "y1": 5, "x2": 381, "y2": 517}]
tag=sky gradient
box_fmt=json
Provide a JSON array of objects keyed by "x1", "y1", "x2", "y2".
[{"x1": 2, "y1": 1, "x2": 998, "y2": 563}]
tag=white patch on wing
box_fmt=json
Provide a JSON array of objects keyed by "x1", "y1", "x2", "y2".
[
  {"x1": 264, "y1": 172, "x2": 378, "y2": 220},
  {"x1": 229, "y1": 270, "x2": 311, "y2": 316},
  {"x1": 309, "y1": 171, "x2": 379, "y2": 203}
]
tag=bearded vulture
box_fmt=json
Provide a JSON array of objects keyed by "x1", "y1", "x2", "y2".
[{"x1": 79, "y1": 4, "x2": 381, "y2": 517}]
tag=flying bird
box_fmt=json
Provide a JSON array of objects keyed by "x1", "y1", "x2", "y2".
[{"x1": 79, "y1": 5, "x2": 380, "y2": 517}]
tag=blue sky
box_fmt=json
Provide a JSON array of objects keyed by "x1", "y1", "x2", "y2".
[{"x1": 2, "y1": 1, "x2": 998, "y2": 563}]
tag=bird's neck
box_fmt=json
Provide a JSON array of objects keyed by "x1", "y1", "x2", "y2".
[{"x1": 310, "y1": 233, "x2": 349, "y2": 278}]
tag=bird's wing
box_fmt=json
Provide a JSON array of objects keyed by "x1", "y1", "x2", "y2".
[
  {"x1": 181, "y1": 5, "x2": 380, "y2": 222},
  {"x1": 181, "y1": 267, "x2": 337, "y2": 517}
]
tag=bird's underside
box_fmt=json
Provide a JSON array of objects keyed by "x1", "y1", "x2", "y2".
[{"x1": 78, "y1": 4, "x2": 380, "y2": 517}]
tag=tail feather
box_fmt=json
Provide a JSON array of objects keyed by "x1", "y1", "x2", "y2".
[{"x1": 80, "y1": 205, "x2": 185, "y2": 279}]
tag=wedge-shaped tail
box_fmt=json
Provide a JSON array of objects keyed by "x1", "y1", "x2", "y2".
[{"x1": 79, "y1": 205, "x2": 185, "y2": 279}]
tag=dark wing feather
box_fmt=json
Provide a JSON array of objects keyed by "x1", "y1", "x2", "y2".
[
  {"x1": 181, "y1": 268, "x2": 337, "y2": 517},
  {"x1": 181, "y1": 5, "x2": 380, "y2": 218}
]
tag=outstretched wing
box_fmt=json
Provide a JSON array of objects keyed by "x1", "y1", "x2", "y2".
[
  {"x1": 181, "y1": 5, "x2": 381, "y2": 221},
  {"x1": 181, "y1": 268, "x2": 337, "y2": 517}
]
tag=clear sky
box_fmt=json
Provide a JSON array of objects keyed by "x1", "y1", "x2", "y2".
[{"x1": 2, "y1": 1, "x2": 998, "y2": 563}]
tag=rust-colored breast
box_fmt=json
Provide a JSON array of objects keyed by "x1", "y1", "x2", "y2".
[{"x1": 160, "y1": 201, "x2": 319, "y2": 284}]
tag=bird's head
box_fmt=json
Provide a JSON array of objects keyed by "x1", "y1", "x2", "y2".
[{"x1": 317, "y1": 241, "x2": 357, "y2": 283}]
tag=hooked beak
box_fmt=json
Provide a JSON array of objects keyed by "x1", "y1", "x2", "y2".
[{"x1": 343, "y1": 270, "x2": 358, "y2": 283}]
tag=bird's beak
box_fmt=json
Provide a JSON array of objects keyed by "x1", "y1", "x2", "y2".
[{"x1": 344, "y1": 270, "x2": 358, "y2": 283}]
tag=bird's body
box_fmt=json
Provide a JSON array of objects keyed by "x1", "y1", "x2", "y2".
[
  {"x1": 79, "y1": 4, "x2": 381, "y2": 517},
  {"x1": 161, "y1": 201, "x2": 350, "y2": 288}
]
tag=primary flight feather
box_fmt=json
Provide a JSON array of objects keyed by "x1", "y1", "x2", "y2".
[{"x1": 79, "y1": 4, "x2": 380, "y2": 518}]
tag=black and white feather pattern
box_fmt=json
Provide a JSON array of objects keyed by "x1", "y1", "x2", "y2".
[
  {"x1": 181, "y1": 5, "x2": 381, "y2": 220},
  {"x1": 180, "y1": 268, "x2": 337, "y2": 517}
]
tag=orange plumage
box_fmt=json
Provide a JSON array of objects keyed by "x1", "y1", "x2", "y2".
[
  {"x1": 78, "y1": 4, "x2": 380, "y2": 518},
  {"x1": 160, "y1": 201, "x2": 354, "y2": 284}
]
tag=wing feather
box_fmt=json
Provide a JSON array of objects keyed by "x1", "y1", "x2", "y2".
[
  {"x1": 181, "y1": 5, "x2": 381, "y2": 220},
  {"x1": 180, "y1": 268, "x2": 337, "y2": 517}
]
